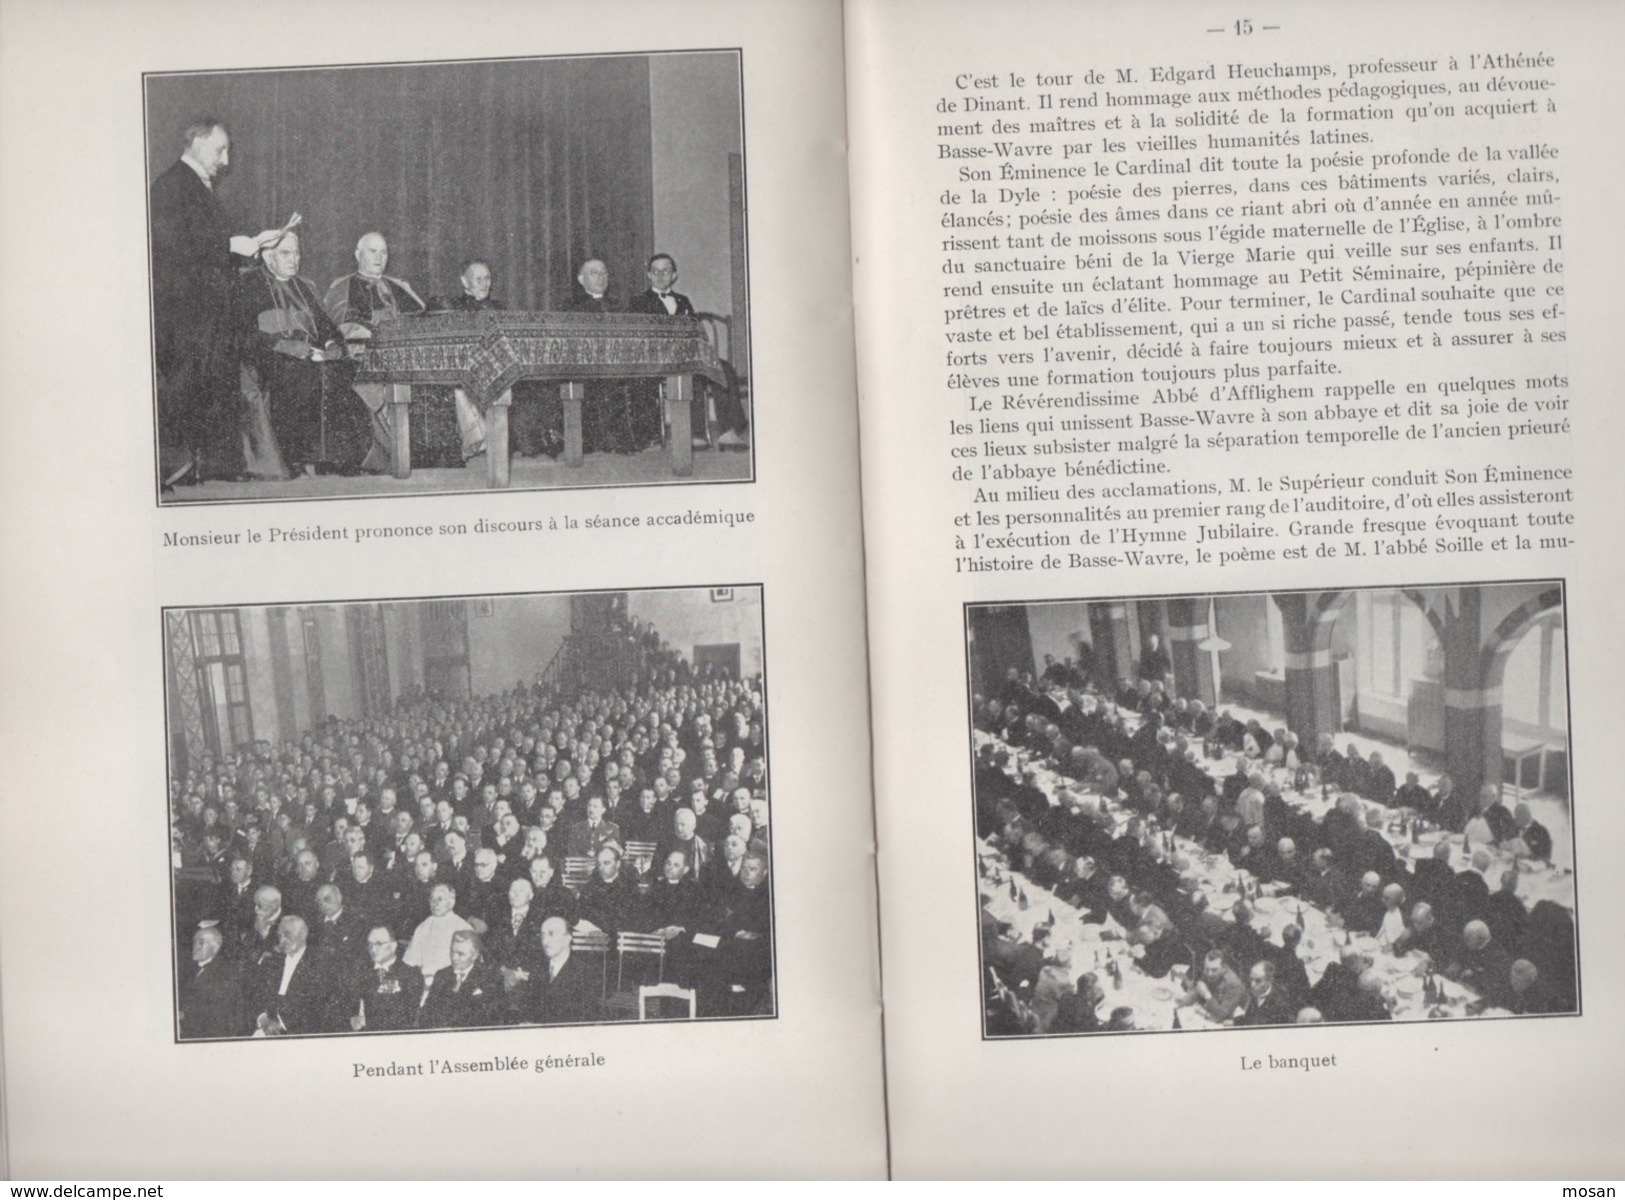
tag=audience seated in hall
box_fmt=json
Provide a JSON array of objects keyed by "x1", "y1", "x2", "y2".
[{"x1": 171, "y1": 622, "x2": 771, "y2": 1038}]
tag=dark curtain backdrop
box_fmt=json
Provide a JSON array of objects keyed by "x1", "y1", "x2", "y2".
[
  {"x1": 968, "y1": 607, "x2": 1036, "y2": 697},
  {"x1": 146, "y1": 57, "x2": 655, "y2": 309}
]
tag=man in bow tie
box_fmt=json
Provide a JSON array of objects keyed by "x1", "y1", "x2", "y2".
[{"x1": 628, "y1": 253, "x2": 748, "y2": 449}]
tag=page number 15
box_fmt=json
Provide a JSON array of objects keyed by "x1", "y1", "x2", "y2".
[{"x1": 1233, "y1": 18, "x2": 1254, "y2": 34}]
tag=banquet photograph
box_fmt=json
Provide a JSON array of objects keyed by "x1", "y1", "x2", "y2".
[
  {"x1": 967, "y1": 580, "x2": 1578, "y2": 1038},
  {"x1": 166, "y1": 585, "x2": 774, "y2": 1040}
]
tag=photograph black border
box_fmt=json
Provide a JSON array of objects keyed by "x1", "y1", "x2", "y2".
[
  {"x1": 964, "y1": 574, "x2": 1581, "y2": 1041},
  {"x1": 144, "y1": 46, "x2": 756, "y2": 509},
  {"x1": 164, "y1": 580, "x2": 777, "y2": 1044}
]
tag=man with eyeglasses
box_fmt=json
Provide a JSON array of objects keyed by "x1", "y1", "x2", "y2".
[{"x1": 349, "y1": 927, "x2": 420, "y2": 1032}]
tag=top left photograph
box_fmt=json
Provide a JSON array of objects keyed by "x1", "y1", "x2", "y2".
[{"x1": 147, "y1": 48, "x2": 753, "y2": 506}]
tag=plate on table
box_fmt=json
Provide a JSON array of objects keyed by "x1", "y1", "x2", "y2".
[{"x1": 1153, "y1": 986, "x2": 1175, "y2": 1001}]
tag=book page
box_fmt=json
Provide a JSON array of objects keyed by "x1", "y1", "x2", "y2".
[
  {"x1": 0, "y1": 0, "x2": 884, "y2": 1179},
  {"x1": 849, "y1": 0, "x2": 1624, "y2": 1176}
]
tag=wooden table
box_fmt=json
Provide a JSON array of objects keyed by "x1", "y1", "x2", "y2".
[{"x1": 355, "y1": 311, "x2": 727, "y2": 486}]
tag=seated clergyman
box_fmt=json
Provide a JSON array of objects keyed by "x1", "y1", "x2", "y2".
[
  {"x1": 239, "y1": 231, "x2": 370, "y2": 476},
  {"x1": 324, "y1": 231, "x2": 427, "y2": 472}
]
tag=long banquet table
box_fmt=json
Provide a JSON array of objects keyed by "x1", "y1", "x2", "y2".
[
  {"x1": 355, "y1": 311, "x2": 728, "y2": 486},
  {"x1": 976, "y1": 730, "x2": 1530, "y2": 1031}
]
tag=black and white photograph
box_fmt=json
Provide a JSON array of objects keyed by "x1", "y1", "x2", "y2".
[
  {"x1": 166, "y1": 585, "x2": 773, "y2": 1040},
  {"x1": 969, "y1": 581, "x2": 1577, "y2": 1037},
  {"x1": 147, "y1": 49, "x2": 753, "y2": 504}
]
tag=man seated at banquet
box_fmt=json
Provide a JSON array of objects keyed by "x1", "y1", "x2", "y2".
[
  {"x1": 238, "y1": 230, "x2": 369, "y2": 477},
  {"x1": 1447, "y1": 920, "x2": 1514, "y2": 1009},
  {"x1": 1395, "y1": 770, "x2": 1432, "y2": 813},
  {"x1": 1482, "y1": 867, "x2": 1529, "y2": 953},
  {"x1": 324, "y1": 231, "x2": 428, "y2": 473},
  {"x1": 1050, "y1": 973, "x2": 1105, "y2": 1034},
  {"x1": 1433, "y1": 774, "x2": 1467, "y2": 831},
  {"x1": 1304, "y1": 946, "x2": 1372, "y2": 1024},
  {"x1": 1479, "y1": 784, "x2": 1518, "y2": 845},
  {"x1": 1236, "y1": 960, "x2": 1296, "y2": 1026},
  {"x1": 1462, "y1": 798, "x2": 1495, "y2": 848},
  {"x1": 1366, "y1": 751, "x2": 1396, "y2": 805},
  {"x1": 1408, "y1": 839, "x2": 1459, "y2": 915},
  {"x1": 1183, "y1": 950, "x2": 1246, "y2": 1023},
  {"x1": 1336, "y1": 871, "x2": 1387, "y2": 937},
  {"x1": 1510, "y1": 802, "x2": 1554, "y2": 862},
  {"x1": 418, "y1": 930, "x2": 503, "y2": 1030},
  {"x1": 1131, "y1": 915, "x2": 1189, "y2": 979},
  {"x1": 1375, "y1": 882, "x2": 1409, "y2": 950},
  {"x1": 347, "y1": 926, "x2": 421, "y2": 1032},
  {"x1": 1391, "y1": 900, "x2": 1455, "y2": 967},
  {"x1": 1270, "y1": 924, "x2": 1312, "y2": 1003},
  {"x1": 1506, "y1": 958, "x2": 1563, "y2": 1015},
  {"x1": 1346, "y1": 969, "x2": 1393, "y2": 1022}
]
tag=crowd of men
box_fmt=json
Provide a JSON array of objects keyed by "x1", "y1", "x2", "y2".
[
  {"x1": 152, "y1": 116, "x2": 747, "y2": 490},
  {"x1": 976, "y1": 663, "x2": 1577, "y2": 1035},
  {"x1": 173, "y1": 629, "x2": 773, "y2": 1040}
]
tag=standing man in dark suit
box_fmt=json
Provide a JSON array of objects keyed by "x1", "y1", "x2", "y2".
[
  {"x1": 149, "y1": 116, "x2": 285, "y2": 488},
  {"x1": 179, "y1": 925, "x2": 247, "y2": 1040}
]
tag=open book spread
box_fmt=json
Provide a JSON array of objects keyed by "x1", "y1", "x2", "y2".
[{"x1": 0, "y1": 0, "x2": 1621, "y2": 1180}]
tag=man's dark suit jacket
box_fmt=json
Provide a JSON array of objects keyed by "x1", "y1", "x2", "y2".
[
  {"x1": 256, "y1": 949, "x2": 333, "y2": 1034},
  {"x1": 486, "y1": 904, "x2": 545, "y2": 969},
  {"x1": 627, "y1": 288, "x2": 696, "y2": 317},
  {"x1": 149, "y1": 160, "x2": 241, "y2": 375},
  {"x1": 350, "y1": 958, "x2": 423, "y2": 1032},
  {"x1": 562, "y1": 287, "x2": 619, "y2": 314},
  {"x1": 1235, "y1": 985, "x2": 1296, "y2": 1026},
  {"x1": 531, "y1": 953, "x2": 600, "y2": 1025},
  {"x1": 418, "y1": 960, "x2": 504, "y2": 1029},
  {"x1": 149, "y1": 159, "x2": 253, "y2": 473},
  {"x1": 180, "y1": 957, "x2": 248, "y2": 1039},
  {"x1": 310, "y1": 909, "x2": 366, "y2": 964}
]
